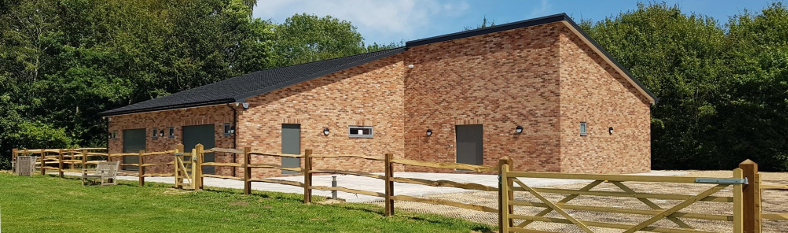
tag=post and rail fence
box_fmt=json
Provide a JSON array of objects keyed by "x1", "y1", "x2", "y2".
[{"x1": 10, "y1": 145, "x2": 788, "y2": 232}]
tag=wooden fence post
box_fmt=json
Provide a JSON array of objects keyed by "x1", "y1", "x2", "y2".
[
  {"x1": 58, "y1": 149, "x2": 64, "y2": 178},
  {"x1": 81, "y1": 149, "x2": 88, "y2": 171},
  {"x1": 740, "y1": 160, "x2": 761, "y2": 233},
  {"x1": 40, "y1": 150, "x2": 46, "y2": 176},
  {"x1": 174, "y1": 144, "x2": 183, "y2": 189},
  {"x1": 384, "y1": 153, "x2": 394, "y2": 216},
  {"x1": 733, "y1": 168, "x2": 744, "y2": 233},
  {"x1": 11, "y1": 148, "x2": 17, "y2": 174},
  {"x1": 138, "y1": 150, "x2": 145, "y2": 186},
  {"x1": 243, "y1": 147, "x2": 252, "y2": 195},
  {"x1": 191, "y1": 148, "x2": 199, "y2": 189},
  {"x1": 196, "y1": 144, "x2": 204, "y2": 190},
  {"x1": 499, "y1": 157, "x2": 513, "y2": 233},
  {"x1": 303, "y1": 149, "x2": 312, "y2": 204}
]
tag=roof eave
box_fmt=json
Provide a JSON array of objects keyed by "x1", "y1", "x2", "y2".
[{"x1": 98, "y1": 99, "x2": 236, "y2": 117}]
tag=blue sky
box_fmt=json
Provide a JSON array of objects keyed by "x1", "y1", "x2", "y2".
[{"x1": 253, "y1": 0, "x2": 782, "y2": 45}]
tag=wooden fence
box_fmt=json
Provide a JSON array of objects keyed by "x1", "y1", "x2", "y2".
[{"x1": 10, "y1": 146, "x2": 787, "y2": 232}]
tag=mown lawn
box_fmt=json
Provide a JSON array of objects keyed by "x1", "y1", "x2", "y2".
[{"x1": 0, "y1": 173, "x2": 493, "y2": 232}]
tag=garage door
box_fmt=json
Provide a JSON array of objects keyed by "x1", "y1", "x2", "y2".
[
  {"x1": 122, "y1": 128, "x2": 146, "y2": 171},
  {"x1": 183, "y1": 124, "x2": 216, "y2": 174}
]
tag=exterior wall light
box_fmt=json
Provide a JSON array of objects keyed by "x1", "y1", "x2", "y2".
[
  {"x1": 229, "y1": 125, "x2": 235, "y2": 134},
  {"x1": 426, "y1": 129, "x2": 433, "y2": 136},
  {"x1": 323, "y1": 128, "x2": 330, "y2": 136},
  {"x1": 159, "y1": 130, "x2": 165, "y2": 138},
  {"x1": 515, "y1": 126, "x2": 523, "y2": 134},
  {"x1": 608, "y1": 127, "x2": 614, "y2": 135}
]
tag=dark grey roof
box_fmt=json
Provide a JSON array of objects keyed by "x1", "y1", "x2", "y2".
[
  {"x1": 100, "y1": 47, "x2": 406, "y2": 116},
  {"x1": 102, "y1": 13, "x2": 657, "y2": 116}
]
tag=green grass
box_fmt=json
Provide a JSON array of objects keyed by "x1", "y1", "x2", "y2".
[{"x1": 0, "y1": 173, "x2": 493, "y2": 232}]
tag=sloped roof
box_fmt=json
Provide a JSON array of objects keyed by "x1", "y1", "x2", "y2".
[
  {"x1": 102, "y1": 13, "x2": 656, "y2": 116},
  {"x1": 100, "y1": 47, "x2": 406, "y2": 116}
]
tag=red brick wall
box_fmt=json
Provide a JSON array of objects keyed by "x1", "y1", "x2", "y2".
[
  {"x1": 557, "y1": 27, "x2": 651, "y2": 173},
  {"x1": 403, "y1": 23, "x2": 564, "y2": 172},
  {"x1": 108, "y1": 105, "x2": 236, "y2": 175},
  {"x1": 236, "y1": 55, "x2": 406, "y2": 178}
]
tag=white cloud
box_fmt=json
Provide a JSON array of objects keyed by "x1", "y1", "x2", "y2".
[
  {"x1": 253, "y1": 0, "x2": 470, "y2": 44},
  {"x1": 527, "y1": 0, "x2": 552, "y2": 18}
]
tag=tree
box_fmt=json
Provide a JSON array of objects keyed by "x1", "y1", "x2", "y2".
[
  {"x1": 273, "y1": 14, "x2": 365, "y2": 66},
  {"x1": 0, "y1": 0, "x2": 277, "y2": 169}
]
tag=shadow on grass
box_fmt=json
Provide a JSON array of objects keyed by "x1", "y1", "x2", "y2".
[{"x1": 334, "y1": 203, "x2": 495, "y2": 233}]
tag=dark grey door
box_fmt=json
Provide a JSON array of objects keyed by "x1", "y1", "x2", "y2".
[
  {"x1": 122, "y1": 129, "x2": 146, "y2": 171},
  {"x1": 281, "y1": 124, "x2": 301, "y2": 174},
  {"x1": 183, "y1": 125, "x2": 216, "y2": 174},
  {"x1": 456, "y1": 125, "x2": 483, "y2": 165}
]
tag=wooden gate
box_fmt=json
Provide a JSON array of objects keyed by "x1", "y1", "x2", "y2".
[
  {"x1": 499, "y1": 158, "x2": 746, "y2": 233},
  {"x1": 174, "y1": 145, "x2": 196, "y2": 190}
]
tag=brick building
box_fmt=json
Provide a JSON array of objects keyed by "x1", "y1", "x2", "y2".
[{"x1": 100, "y1": 14, "x2": 657, "y2": 178}]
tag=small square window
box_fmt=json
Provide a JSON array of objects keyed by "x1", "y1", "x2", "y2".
[
  {"x1": 168, "y1": 127, "x2": 175, "y2": 138},
  {"x1": 152, "y1": 128, "x2": 158, "y2": 139},
  {"x1": 349, "y1": 126, "x2": 373, "y2": 138},
  {"x1": 223, "y1": 123, "x2": 234, "y2": 136},
  {"x1": 580, "y1": 122, "x2": 587, "y2": 136}
]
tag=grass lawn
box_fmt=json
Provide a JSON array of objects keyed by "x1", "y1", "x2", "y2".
[{"x1": 0, "y1": 173, "x2": 493, "y2": 232}]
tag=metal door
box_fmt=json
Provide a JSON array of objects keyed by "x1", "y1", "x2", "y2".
[
  {"x1": 281, "y1": 124, "x2": 301, "y2": 174},
  {"x1": 183, "y1": 124, "x2": 216, "y2": 174},
  {"x1": 123, "y1": 129, "x2": 146, "y2": 171},
  {"x1": 456, "y1": 125, "x2": 483, "y2": 165}
]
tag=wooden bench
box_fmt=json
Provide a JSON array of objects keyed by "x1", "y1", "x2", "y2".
[{"x1": 82, "y1": 161, "x2": 120, "y2": 186}]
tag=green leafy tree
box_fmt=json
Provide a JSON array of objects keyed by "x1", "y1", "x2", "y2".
[{"x1": 273, "y1": 14, "x2": 365, "y2": 66}]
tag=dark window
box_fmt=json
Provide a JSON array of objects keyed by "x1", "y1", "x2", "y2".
[
  {"x1": 168, "y1": 127, "x2": 175, "y2": 138},
  {"x1": 349, "y1": 126, "x2": 373, "y2": 138},
  {"x1": 223, "y1": 123, "x2": 233, "y2": 136},
  {"x1": 580, "y1": 122, "x2": 587, "y2": 136},
  {"x1": 152, "y1": 128, "x2": 158, "y2": 139}
]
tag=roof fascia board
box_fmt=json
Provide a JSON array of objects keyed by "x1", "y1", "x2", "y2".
[
  {"x1": 99, "y1": 99, "x2": 234, "y2": 116},
  {"x1": 406, "y1": 14, "x2": 566, "y2": 47}
]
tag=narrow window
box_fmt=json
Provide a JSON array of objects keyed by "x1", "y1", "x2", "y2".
[
  {"x1": 112, "y1": 130, "x2": 118, "y2": 139},
  {"x1": 152, "y1": 128, "x2": 158, "y2": 139},
  {"x1": 349, "y1": 126, "x2": 373, "y2": 138},
  {"x1": 580, "y1": 122, "x2": 587, "y2": 136},
  {"x1": 168, "y1": 127, "x2": 175, "y2": 138}
]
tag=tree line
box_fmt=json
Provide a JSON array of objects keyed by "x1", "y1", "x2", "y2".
[{"x1": 0, "y1": 1, "x2": 785, "y2": 171}]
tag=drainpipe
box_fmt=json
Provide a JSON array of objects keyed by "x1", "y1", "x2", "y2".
[{"x1": 226, "y1": 103, "x2": 238, "y2": 177}]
